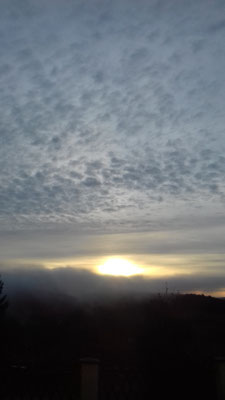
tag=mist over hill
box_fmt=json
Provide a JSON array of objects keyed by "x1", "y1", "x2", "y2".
[{"x1": 1, "y1": 266, "x2": 225, "y2": 309}]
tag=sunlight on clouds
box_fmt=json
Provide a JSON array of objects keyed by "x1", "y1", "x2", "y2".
[
  {"x1": 3, "y1": 252, "x2": 225, "y2": 283},
  {"x1": 97, "y1": 257, "x2": 143, "y2": 277},
  {"x1": 39, "y1": 256, "x2": 187, "y2": 277}
]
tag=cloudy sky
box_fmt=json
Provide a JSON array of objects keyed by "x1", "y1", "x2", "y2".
[{"x1": 0, "y1": 0, "x2": 225, "y2": 296}]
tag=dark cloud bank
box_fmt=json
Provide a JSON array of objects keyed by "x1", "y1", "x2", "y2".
[{"x1": 2, "y1": 267, "x2": 225, "y2": 304}]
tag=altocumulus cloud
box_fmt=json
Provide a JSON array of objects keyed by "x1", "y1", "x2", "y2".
[{"x1": 0, "y1": 0, "x2": 225, "y2": 269}]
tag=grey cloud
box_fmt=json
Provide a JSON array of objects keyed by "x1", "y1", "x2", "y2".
[
  {"x1": 0, "y1": 64, "x2": 12, "y2": 77},
  {"x1": 70, "y1": 171, "x2": 83, "y2": 180},
  {"x1": 208, "y1": 20, "x2": 225, "y2": 33},
  {"x1": 130, "y1": 47, "x2": 149, "y2": 63},
  {"x1": 191, "y1": 39, "x2": 205, "y2": 53},
  {"x1": 0, "y1": 0, "x2": 224, "y2": 237},
  {"x1": 82, "y1": 177, "x2": 101, "y2": 187},
  {"x1": 93, "y1": 70, "x2": 104, "y2": 83},
  {"x1": 2, "y1": 266, "x2": 225, "y2": 301}
]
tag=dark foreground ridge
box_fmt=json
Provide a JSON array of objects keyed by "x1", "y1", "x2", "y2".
[{"x1": 1, "y1": 292, "x2": 225, "y2": 399}]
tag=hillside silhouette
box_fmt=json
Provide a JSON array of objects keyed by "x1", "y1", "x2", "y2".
[{"x1": 1, "y1": 288, "x2": 225, "y2": 398}]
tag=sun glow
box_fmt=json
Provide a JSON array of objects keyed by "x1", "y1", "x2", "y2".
[{"x1": 97, "y1": 258, "x2": 143, "y2": 277}]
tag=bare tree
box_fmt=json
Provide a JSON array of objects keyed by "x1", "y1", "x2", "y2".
[{"x1": 0, "y1": 275, "x2": 8, "y2": 313}]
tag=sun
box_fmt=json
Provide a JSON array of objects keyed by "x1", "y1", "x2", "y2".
[{"x1": 97, "y1": 257, "x2": 143, "y2": 277}]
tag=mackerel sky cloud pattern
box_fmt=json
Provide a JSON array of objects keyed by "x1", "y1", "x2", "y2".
[{"x1": 0, "y1": 0, "x2": 225, "y2": 292}]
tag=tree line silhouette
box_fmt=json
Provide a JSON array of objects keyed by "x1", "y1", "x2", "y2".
[{"x1": 0, "y1": 275, "x2": 224, "y2": 399}]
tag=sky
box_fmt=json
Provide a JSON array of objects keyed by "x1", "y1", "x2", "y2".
[{"x1": 0, "y1": 0, "x2": 225, "y2": 296}]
